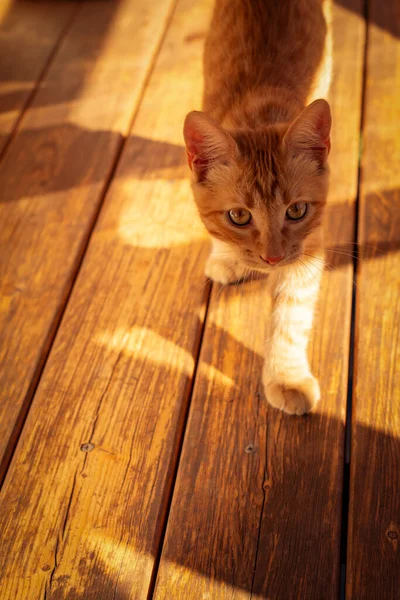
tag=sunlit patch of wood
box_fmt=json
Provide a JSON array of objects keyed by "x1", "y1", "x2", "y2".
[
  {"x1": 155, "y1": 559, "x2": 251, "y2": 599},
  {"x1": 116, "y1": 178, "x2": 207, "y2": 248},
  {"x1": 308, "y1": 0, "x2": 333, "y2": 102},
  {"x1": 96, "y1": 326, "x2": 236, "y2": 389}
]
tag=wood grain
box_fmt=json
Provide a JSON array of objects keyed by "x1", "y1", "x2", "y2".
[
  {"x1": 347, "y1": 1, "x2": 400, "y2": 597},
  {"x1": 0, "y1": 0, "x2": 176, "y2": 480},
  {"x1": 0, "y1": 0, "x2": 78, "y2": 156},
  {"x1": 0, "y1": 0, "x2": 213, "y2": 598},
  {"x1": 154, "y1": 2, "x2": 365, "y2": 598}
]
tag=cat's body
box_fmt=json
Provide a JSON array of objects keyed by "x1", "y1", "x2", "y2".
[
  {"x1": 203, "y1": 0, "x2": 327, "y2": 125},
  {"x1": 184, "y1": 0, "x2": 332, "y2": 414}
]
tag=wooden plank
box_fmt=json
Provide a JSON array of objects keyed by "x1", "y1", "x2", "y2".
[
  {"x1": 0, "y1": 0, "x2": 78, "y2": 156},
  {"x1": 0, "y1": 0, "x2": 176, "y2": 479},
  {"x1": 0, "y1": 0, "x2": 212, "y2": 598},
  {"x1": 154, "y1": 2, "x2": 365, "y2": 597},
  {"x1": 347, "y1": 1, "x2": 400, "y2": 597}
]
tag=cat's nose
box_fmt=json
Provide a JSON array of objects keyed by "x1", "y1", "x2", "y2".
[{"x1": 260, "y1": 254, "x2": 284, "y2": 265}]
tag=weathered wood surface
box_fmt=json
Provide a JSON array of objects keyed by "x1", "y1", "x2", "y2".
[
  {"x1": 1, "y1": 0, "x2": 399, "y2": 598},
  {"x1": 0, "y1": 0, "x2": 78, "y2": 156},
  {"x1": 0, "y1": 0, "x2": 175, "y2": 481},
  {"x1": 347, "y1": 0, "x2": 400, "y2": 597},
  {"x1": 0, "y1": 0, "x2": 213, "y2": 598},
  {"x1": 154, "y1": 2, "x2": 365, "y2": 598}
]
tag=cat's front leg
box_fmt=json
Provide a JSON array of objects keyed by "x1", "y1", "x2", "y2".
[
  {"x1": 263, "y1": 256, "x2": 323, "y2": 415},
  {"x1": 205, "y1": 238, "x2": 249, "y2": 285}
]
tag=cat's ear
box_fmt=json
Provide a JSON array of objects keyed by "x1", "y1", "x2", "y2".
[
  {"x1": 283, "y1": 99, "x2": 331, "y2": 166},
  {"x1": 183, "y1": 111, "x2": 237, "y2": 182}
]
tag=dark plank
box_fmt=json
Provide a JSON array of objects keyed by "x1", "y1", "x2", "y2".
[
  {"x1": 0, "y1": 1, "x2": 77, "y2": 156},
  {"x1": 154, "y1": 2, "x2": 365, "y2": 597},
  {"x1": 0, "y1": 0, "x2": 214, "y2": 597},
  {"x1": 0, "y1": 0, "x2": 175, "y2": 480},
  {"x1": 346, "y1": 0, "x2": 400, "y2": 597}
]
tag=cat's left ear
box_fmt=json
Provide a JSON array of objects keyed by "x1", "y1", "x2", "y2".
[{"x1": 283, "y1": 99, "x2": 331, "y2": 166}]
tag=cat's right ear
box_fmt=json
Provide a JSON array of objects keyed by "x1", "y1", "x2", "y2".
[
  {"x1": 283, "y1": 99, "x2": 331, "y2": 167},
  {"x1": 183, "y1": 111, "x2": 237, "y2": 182}
]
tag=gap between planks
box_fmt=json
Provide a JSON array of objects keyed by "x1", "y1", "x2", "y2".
[{"x1": 339, "y1": 0, "x2": 370, "y2": 596}]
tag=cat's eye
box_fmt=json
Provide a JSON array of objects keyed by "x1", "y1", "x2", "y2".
[
  {"x1": 228, "y1": 208, "x2": 252, "y2": 226},
  {"x1": 286, "y1": 202, "x2": 308, "y2": 221}
]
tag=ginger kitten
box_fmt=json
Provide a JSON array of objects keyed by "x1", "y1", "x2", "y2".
[{"x1": 184, "y1": 0, "x2": 331, "y2": 415}]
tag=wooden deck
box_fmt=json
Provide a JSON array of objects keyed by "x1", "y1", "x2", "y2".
[{"x1": 0, "y1": 1, "x2": 399, "y2": 598}]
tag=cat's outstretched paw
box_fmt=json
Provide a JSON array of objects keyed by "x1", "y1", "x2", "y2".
[
  {"x1": 263, "y1": 375, "x2": 320, "y2": 415},
  {"x1": 205, "y1": 255, "x2": 247, "y2": 285}
]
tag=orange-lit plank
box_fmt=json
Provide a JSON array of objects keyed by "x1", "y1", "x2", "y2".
[
  {"x1": 0, "y1": 0, "x2": 175, "y2": 478},
  {"x1": 347, "y1": 1, "x2": 400, "y2": 597}
]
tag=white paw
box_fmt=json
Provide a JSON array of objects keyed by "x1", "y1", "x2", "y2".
[
  {"x1": 205, "y1": 255, "x2": 247, "y2": 285},
  {"x1": 263, "y1": 375, "x2": 320, "y2": 415}
]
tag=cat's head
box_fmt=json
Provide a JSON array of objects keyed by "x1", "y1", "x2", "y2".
[{"x1": 183, "y1": 99, "x2": 331, "y2": 270}]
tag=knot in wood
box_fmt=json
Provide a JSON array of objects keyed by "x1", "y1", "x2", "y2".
[
  {"x1": 387, "y1": 530, "x2": 398, "y2": 540},
  {"x1": 80, "y1": 443, "x2": 95, "y2": 453},
  {"x1": 245, "y1": 444, "x2": 258, "y2": 454}
]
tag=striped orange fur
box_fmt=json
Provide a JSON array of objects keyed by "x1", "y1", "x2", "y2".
[{"x1": 184, "y1": 0, "x2": 331, "y2": 414}]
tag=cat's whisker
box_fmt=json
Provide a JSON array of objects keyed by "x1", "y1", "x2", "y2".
[
  {"x1": 323, "y1": 264, "x2": 334, "y2": 272},
  {"x1": 300, "y1": 254, "x2": 332, "y2": 275},
  {"x1": 298, "y1": 259, "x2": 322, "y2": 285},
  {"x1": 195, "y1": 277, "x2": 213, "y2": 293},
  {"x1": 244, "y1": 266, "x2": 253, "y2": 292},
  {"x1": 326, "y1": 249, "x2": 363, "y2": 261},
  {"x1": 304, "y1": 261, "x2": 325, "y2": 275},
  {"x1": 237, "y1": 268, "x2": 246, "y2": 296},
  {"x1": 301, "y1": 253, "x2": 331, "y2": 271},
  {"x1": 337, "y1": 242, "x2": 384, "y2": 253},
  {"x1": 245, "y1": 267, "x2": 251, "y2": 292},
  {"x1": 301, "y1": 252, "x2": 325, "y2": 263},
  {"x1": 352, "y1": 277, "x2": 360, "y2": 293},
  {"x1": 216, "y1": 281, "x2": 229, "y2": 300},
  {"x1": 210, "y1": 250, "x2": 240, "y2": 260}
]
